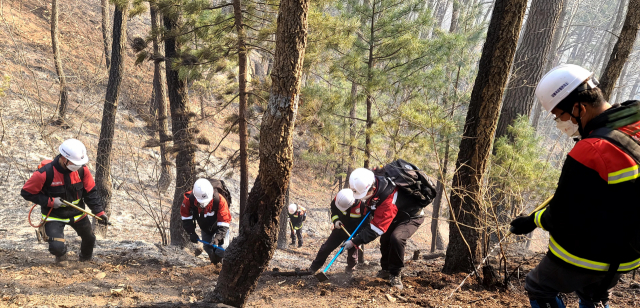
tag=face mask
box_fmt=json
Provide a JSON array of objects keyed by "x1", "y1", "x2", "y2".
[
  {"x1": 198, "y1": 202, "x2": 208, "y2": 209},
  {"x1": 556, "y1": 119, "x2": 579, "y2": 137},
  {"x1": 66, "y1": 161, "x2": 82, "y2": 172}
]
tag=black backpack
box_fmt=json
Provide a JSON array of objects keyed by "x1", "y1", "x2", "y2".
[
  {"x1": 373, "y1": 159, "x2": 437, "y2": 208},
  {"x1": 588, "y1": 126, "x2": 640, "y2": 253},
  {"x1": 208, "y1": 178, "x2": 233, "y2": 206}
]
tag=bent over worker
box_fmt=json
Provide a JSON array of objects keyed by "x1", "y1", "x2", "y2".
[
  {"x1": 21, "y1": 139, "x2": 109, "y2": 264},
  {"x1": 344, "y1": 168, "x2": 425, "y2": 290},
  {"x1": 308, "y1": 189, "x2": 367, "y2": 274},
  {"x1": 181, "y1": 178, "x2": 231, "y2": 265},
  {"x1": 510, "y1": 64, "x2": 640, "y2": 308}
]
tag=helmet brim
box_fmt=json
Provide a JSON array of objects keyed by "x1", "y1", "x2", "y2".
[
  {"x1": 353, "y1": 190, "x2": 367, "y2": 199},
  {"x1": 195, "y1": 197, "x2": 213, "y2": 205},
  {"x1": 67, "y1": 156, "x2": 89, "y2": 166}
]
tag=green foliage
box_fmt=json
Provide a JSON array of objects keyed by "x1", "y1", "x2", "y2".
[{"x1": 489, "y1": 115, "x2": 560, "y2": 213}]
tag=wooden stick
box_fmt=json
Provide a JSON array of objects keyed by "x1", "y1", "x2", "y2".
[{"x1": 60, "y1": 199, "x2": 103, "y2": 220}]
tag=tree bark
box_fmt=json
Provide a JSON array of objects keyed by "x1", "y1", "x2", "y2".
[
  {"x1": 599, "y1": 0, "x2": 640, "y2": 101},
  {"x1": 164, "y1": 11, "x2": 197, "y2": 247},
  {"x1": 442, "y1": 0, "x2": 527, "y2": 274},
  {"x1": 494, "y1": 0, "x2": 563, "y2": 141},
  {"x1": 597, "y1": 0, "x2": 628, "y2": 75},
  {"x1": 101, "y1": 0, "x2": 111, "y2": 69},
  {"x1": 276, "y1": 186, "x2": 290, "y2": 249},
  {"x1": 233, "y1": 0, "x2": 249, "y2": 219},
  {"x1": 364, "y1": 1, "x2": 376, "y2": 169},
  {"x1": 150, "y1": 4, "x2": 172, "y2": 192},
  {"x1": 345, "y1": 80, "x2": 357, "y2": 188},
  {"x1": 449, "y1": 0, "x2": 460, "y2": 33},
  {"x1": 51, "y1": 0, "x2": 69, "y2": 124},
  {"x1": 212, "y1": 0, "x2": 309, "y2": 305},
  {"x1": 94, "y1": 1, "x2": 129, "y2": 236}
]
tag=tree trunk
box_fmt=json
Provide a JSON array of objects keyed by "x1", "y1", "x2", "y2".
[
  {"x1": 94, "y1": 2, "x2": 129, "y2": 236},
  {"x1": 212, "y1": 0, "x2": 309, "y2": 305},
  {"x1": 150, "y1": 4, "x2": 172, "y2": 192},
  {"x1": 442, "y1": 0, "x2": 527, "y2": 274},
  {"x1": 101, "y1": 0, "x2": 111, "y2": 69},
  {"x1": 164, "y1": 12, "x2": 197, "y2": 247},
  {"x1": 494, "y1": 0, "x2": 563, "y2": 141},
  {"x1": 431, "y1": 140, "x2": 449, "y2": 252},
  {"x1": 364, "y1": 2, "x2": 376, "y2": 169},
  {"x1": 276, "y1": 187, "x2": 290, "y2": 249},
  {"x1": 449, "y1": 0, "x2": 460, "y2": 33},
  {"x1": 345, "y1": 80, "x2": 357, "y2": 188},
  {"x1": 233, "y1": 0, "x2": 249, "y2": 219},
  {"x1": 599, "y1": 0, "x2": 640, "y2": 101},
  {"x1": 51, "y1": 0, "x2": 69, "y2": 124},
  {"x1": 598, "y1": 0, "x2": 628, "y2": 75}
]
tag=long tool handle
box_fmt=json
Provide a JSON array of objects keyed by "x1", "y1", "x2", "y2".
[
  {"x1": 60, "y1": 199, "x2": 102, "y2": 220},
  {"x1": 340, "y1": 225, "x2": 360, "y2": 251},
  {"x1": 198, "y1": 239, "x2": 226, "y2": 251},
  {"x1": 323, "y1": 211, "x2": 371, "y2": 273},
  {"x1": 507, "y1": 195, "x2": 554, "y2": 236}
]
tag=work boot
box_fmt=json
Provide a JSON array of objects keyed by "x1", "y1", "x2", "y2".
[
  {"x1": 345, "y1": 265, "x2": 356, "y2": 274},
  {"x1": 291, "y1": 239, "x2": 296, "y2": 246},
  {"x1": 389, "y1": 275, "x2": 403, "y2": 290},
  {"x1": 78, "y1": 253, "x2": 92, "y2": 262},
  {"x1": 298, "y1": 241, "x2": 303, "y2": 248},
  {"x1": 55, "y1": 254, "x2": 69, "y2": 267},
  {"x1": 376, "y1": 269, "x2": 390, "y2": 279}
]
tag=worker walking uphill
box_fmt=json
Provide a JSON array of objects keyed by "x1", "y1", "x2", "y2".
[
  {"x1": 510, "y1": 64, "x2": 640, "y2": 308},
  {"x1": 288, "y1": 203, "x2": 306, "y2": 247},
  {"x1": 308, "y1": 189, "x2": 367, "y2": 274},
  {"x1": 21, "y1": 139, "x2": 109, "y2": 264},
  {"x1": 344, "y1": 166, "x2": 431, "y2": 290},
  {"x1": 181, "y1": 178, "x2": 232, "y2": 265}
]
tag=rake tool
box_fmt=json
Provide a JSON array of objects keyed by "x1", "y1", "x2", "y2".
[{"x1": 60, "y1": 199, "x2": 111, "y2": 225}]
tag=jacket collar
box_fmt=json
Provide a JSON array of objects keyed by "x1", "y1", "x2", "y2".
[
  {"x1": 52, "y1": 155, "x2": 72, "y2": 174},
  {"x1": 583, "y1": 100, "x2": 640, "y2": 138}
]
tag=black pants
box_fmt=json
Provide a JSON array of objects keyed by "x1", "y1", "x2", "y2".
[
  {"x1": 201, "y1": 230, "x2": 225, "y2": 264},
  {"x1": 44, "y1": 216, "x2": 95, "y2": 258},
  {"x1": 380, "y1": 216, "x2": 424, "y2": 276},
  {"x1": 290, "y1": 227, "x2": 303, "y2": 244},
  {"x1": 309, "y1": 229, "x2": 357, "y2": 271}
]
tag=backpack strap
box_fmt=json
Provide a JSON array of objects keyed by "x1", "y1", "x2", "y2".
[
  {"x1": 588, "y1": 127, "x2": 640, "y2": 164},
  {"x1": 77, "y1": 166, "x2": 85, "y2": 183},
  {"x1": 43, "y1": 163, "x2": 54, "y2": 191}
]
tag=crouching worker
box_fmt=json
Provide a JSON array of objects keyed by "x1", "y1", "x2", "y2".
[
  {"x1": 308, "y1": 189, "x2": 367, "y2": 274},
  {"x1": 21, "y1": 139, "x2": 108, "y2": 264},
  {"x1": 181, "y1": 178, "x2": 231, "y2": 265},
  {"x1": 288, "y1": 203, "x2": 306, "y2": 247}
]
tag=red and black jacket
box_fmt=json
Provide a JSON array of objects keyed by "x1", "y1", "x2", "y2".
[
  {"x1": 180, "y1": 191, "x2": 231, "y2": 242},
  {"x1": 352, "y1": 176, "x2": 419, "y2": 245},
  {"x1": 20, "y1": 155, "x2": 104, "y2": 221},
  {"x1": 535, "y1": 100, "x2": 640, "y2": 272},
  {"x1": 330, "y1": 199, "x2": 368, "y2": 233}
]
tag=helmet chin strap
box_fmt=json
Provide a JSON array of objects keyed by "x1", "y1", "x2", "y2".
[{"x1": 570, "y1": 103, "x2": 586, "y2": 139}]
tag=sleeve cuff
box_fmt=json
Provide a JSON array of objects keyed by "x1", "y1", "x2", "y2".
[
  {"x1": 217, "y1": 222, "x2": 230, "y2": 227},
  {"x1": 534, "y1": 208, "x2": 547, "y2": 231}
]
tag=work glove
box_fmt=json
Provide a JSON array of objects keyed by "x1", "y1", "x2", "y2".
[
  {"x1": 211, "y1": 239, "x2": 219, "y2": 246},
  {"x1": 96, "y1": 213, "x2": 109, "y2": 226},
  {"x1": 343, "y1": 240, "x2": 355, "y2": 250},
  {"x1": 509, "y1": 215, "x2": 536, "y2": 235},
  {"x1": 51, "y1": 197, "x2": 63, "y2": 209},
  {"x1": 334, "y1": 220, "x2": 344, "y2": 229},
  {"x1": 189, "y1": 233, "x2": 200, "y2": 243}
]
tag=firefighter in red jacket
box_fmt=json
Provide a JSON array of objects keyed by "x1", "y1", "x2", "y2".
[
  {"x1": 20, "y1": 139, "x2": 108, "y2": 263},
  {"x1": 510, "y1": 64, "x2": 640, "y2": 308},
  {"x1": 308, "y1": 189, "x2": 367, "y2": 273},
  {"x1": 344, "y1": 167, "x2": 425, "y2": 290},
  {"x1": 181, "y1": 178, "x2": 231, "y2": 265}
]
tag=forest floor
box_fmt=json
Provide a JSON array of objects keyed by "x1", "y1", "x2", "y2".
[{"x1": 1, "y1": 0, "x2": 640, "y2": 307}]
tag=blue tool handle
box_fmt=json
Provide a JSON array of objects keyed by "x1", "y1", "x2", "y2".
[
  {"x1": 198, "y1": 239, "x2": 226, "y2": 251},
  {"x1": 322, "y1": 211, "x2": 372, "y2": 273}
]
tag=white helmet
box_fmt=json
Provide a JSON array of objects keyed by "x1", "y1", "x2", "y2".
[
  {"x1": 349, "y1": 168, "x2": 375, "y2": 199},
  {"x1": 193, "y1": 179, "x2": 214, "y2": 207},
  {"x1": 335, "y1": 188, "x2": 355, "y2": 211},
  {"x1": 288, "y1": 203, "x2": 298, "y2": 215},
  {"x1": 535, "y1": 64, "x2": 597, "y2": 112},
  {"x1": 59, "y1": 139, "x2": 89, "y2": 165}
]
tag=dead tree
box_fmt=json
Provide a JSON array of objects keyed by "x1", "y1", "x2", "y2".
[
  {"x1": 101, "y1": 0, "x2": 111, "y2": 68},
  {"x1": 233, "y1": 0, "x2": 249, "y2": 218},
  {"x1": 212, "y1": 0, "x2": 310, "y2": 305},
  {"x1": 442, "y1": 0, "x2": 528, "y2": 274}
]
